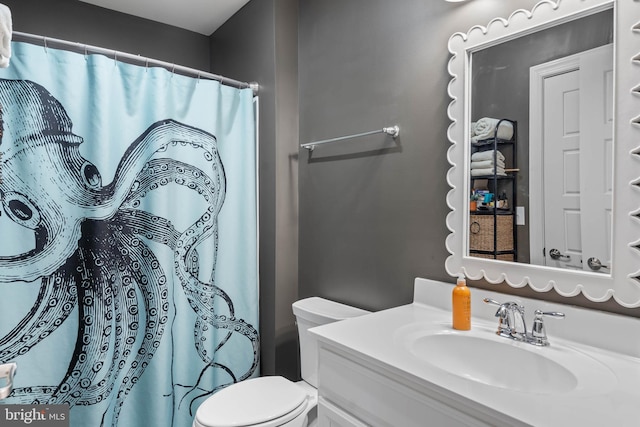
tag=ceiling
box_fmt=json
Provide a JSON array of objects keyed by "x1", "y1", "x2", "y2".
[{"x1": 78, "y1": 0, "x2": 251, "y2": 36}]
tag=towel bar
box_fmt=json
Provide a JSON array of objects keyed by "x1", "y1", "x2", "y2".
[{"x1": 301, "y1": 125, "x2": 399, "y2": 151}]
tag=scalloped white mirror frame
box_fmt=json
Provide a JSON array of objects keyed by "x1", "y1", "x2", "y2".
[{"x1": 445, "y1": 0, "x2": 640, "y2": 307}]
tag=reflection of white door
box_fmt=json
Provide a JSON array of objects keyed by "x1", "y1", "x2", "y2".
[
  {"x1": 543, "y1": 69, "x2": 583, "y2": 270},
  {"x1": 530, "y1": 44, "x2": 613, "y2": 271}
]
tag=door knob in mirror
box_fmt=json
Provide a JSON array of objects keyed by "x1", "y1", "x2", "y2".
[
  {"x1": 587, "y1": 257, "x2": 609, "y2": 271},
  {"x1": 549, "y1": 249, "x2": 571, "y2": 261}
]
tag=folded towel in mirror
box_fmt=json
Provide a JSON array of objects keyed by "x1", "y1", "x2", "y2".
[
  {"x1": 471, "y1": 118, "x2": 513, "y2": 143},
  {"x1": 471, "y1": 167, "x2": 506, "y2": 177},
  {"x1": 471, "y1": 159, "x2": 505, "y2": 169},
  {"x1": 471, "y1": 150, "x2": 505, "y2": 162}
]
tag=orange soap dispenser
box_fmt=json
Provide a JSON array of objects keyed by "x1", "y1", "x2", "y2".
[{"x1": 452, "y1": 274, "x2": 471, "y2": 330}]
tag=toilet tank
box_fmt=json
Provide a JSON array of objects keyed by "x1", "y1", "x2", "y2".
[{"x1": 292, "y1": 297, "x2": 370, "y2": 388}]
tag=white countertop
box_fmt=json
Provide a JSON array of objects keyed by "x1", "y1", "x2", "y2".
[{"x1": 311, "y1": 278, "x2": 640, "y2": 427}]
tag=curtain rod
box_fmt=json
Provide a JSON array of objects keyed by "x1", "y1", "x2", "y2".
[{"x1": 13, "y1": 31, "x2": 259, "y2": 96}]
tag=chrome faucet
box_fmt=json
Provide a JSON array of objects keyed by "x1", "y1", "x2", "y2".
[
  {"x1": 483, "y1": 299, "x2": 564, "y2": 346},
  {"x1": 484, "y1": 298, "x2": 527, "y2": 341}
]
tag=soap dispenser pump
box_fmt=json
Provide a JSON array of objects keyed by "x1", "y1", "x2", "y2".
[{"x1": 452, "y1": 274, "x2": 471, "y2": 330}]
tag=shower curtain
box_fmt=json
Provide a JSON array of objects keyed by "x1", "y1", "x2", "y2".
[{"x1": 0, "y1": 41, "x2": 259, "y2": 426}]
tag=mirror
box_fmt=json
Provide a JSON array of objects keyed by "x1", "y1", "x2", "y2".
[
  {"x1": 469, "y1": 10, "x2": 613, "y2": 271},
  {"x1": 445, "y1": 0, "x2": 640, "y2": 307}
]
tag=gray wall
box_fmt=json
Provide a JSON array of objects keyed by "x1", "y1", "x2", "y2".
[{"x1": 298, "y1": 0, "x2": 540, "y2": 310}]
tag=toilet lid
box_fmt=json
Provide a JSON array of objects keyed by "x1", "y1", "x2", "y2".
[{"x1": 195, "y1": 376, "x2": 309, "y2": 427}]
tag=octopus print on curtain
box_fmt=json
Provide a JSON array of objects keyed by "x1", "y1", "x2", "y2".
[{"x1": 0, "y1": 42, "x2": 259, "y2": 426}]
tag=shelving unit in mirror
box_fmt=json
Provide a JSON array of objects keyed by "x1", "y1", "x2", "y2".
[{"x1": 469, "y1": 119, "x2": 517, "y2": 261}]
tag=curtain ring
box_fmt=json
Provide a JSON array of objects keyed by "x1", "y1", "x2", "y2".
[
  {"x1": 197, "y1": 71, "x2": 201, "y2": 83},
  {"x1": 114, "y1": 51, "x2": 118, "y2": 67},
  {"x1": 43, "y1": 37, "x2": 48, "y2": 53}
]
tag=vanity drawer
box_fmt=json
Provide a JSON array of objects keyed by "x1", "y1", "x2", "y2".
[{"x1": 317, "y1": 343, "x2": 511, "y2": 427}]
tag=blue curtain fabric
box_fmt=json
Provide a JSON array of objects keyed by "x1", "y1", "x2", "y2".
[{"x1": 0, "y1": 42, "x2": 259, "y2": 426}]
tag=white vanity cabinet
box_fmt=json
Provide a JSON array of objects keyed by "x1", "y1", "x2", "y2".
[
  {"x1": 311, "y1": 278, "x2": 640, "y2": 427},
  {"x1": 315, "y1": 338, "x2": 520, "y2": 427}
]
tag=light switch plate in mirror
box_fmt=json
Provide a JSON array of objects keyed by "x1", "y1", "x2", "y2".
[{"x1": 445, "y1": 0, "x2": 640, "y2": 307}]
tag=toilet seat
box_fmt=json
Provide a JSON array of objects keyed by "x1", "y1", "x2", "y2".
[{"x1": 194, "y1": 376, "x2": 310, "y2": 427}]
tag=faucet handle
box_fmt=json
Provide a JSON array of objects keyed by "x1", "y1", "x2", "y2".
[
  {"x1": 483, "y1": 298, "x2": 523, "y2": 310},
  {"x1": 483, "y1": 298, "x2": 508, "y2": 321},
  {"x1": 530, "y1": 310, "x2": 565, "y2": 346},
  {"x1": 482, "y1": 298, "x2": 524, "y2": 315},
  {"x1": 483, "y1": 298, "x2": 513, "y2": 313}
]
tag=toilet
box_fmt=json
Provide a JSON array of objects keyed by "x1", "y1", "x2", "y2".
[{"x1": 193, "y1": 297, "x2": 370, "y2": 427}]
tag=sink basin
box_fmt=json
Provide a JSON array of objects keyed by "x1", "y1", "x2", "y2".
[
  {"x1": 397, "y1": 324, "x2": 617, "y2": 396},
  {"x1": 412, "y1": 333, "x2": 575, "y2": 394}
]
